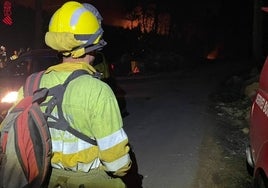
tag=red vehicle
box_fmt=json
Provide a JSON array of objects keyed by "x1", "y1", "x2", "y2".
[{"x1": 246, "y1": 57, "x2": 268, "y2": 187}]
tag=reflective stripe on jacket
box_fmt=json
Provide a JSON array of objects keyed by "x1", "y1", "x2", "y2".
[{"x1": 16, "y1": 62, "x2": 131, "y2": 177}]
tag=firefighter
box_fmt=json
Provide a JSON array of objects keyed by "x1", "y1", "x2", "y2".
[{"x1": 15, "y1": 2, "x2": 140, "y2": 187}]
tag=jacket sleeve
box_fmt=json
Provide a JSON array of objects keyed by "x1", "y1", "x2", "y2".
[{"x1": 91, "y1": 85, "x2": 132, "y2": 177}]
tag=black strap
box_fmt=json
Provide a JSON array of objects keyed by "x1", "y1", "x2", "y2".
[
  {"x1": 27, "y1": 69, "x2": 97, "y2": 145},
  {"x1": 44, "y1": 70, "x2": 97, "y2": 145}
]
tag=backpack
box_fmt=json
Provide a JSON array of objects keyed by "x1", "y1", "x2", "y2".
[{"x1": 0, "y1": 69, "x2": 97, "y2": 188}]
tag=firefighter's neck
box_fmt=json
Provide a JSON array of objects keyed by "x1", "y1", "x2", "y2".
[{"x1": 62, "y1": 54, "x2": 95, "y2": 65}]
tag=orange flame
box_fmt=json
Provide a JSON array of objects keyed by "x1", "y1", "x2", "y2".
[
  {"x1": 131, "y1": 61, "x2": 140, "y2": 73},
  {"x1": 206, "y1": 46, "x2": 220, "y2": 60}
]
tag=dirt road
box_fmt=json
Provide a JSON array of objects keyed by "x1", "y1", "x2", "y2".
[{"x1": 117, "y1": 60, "x2": 254, "y2": 188}]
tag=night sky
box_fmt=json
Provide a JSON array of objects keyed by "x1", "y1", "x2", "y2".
[
  {"x1": 2, "y1": 0, "x2": 256, "y2": 62},
  {"x1": 12, "y1": 0, "x2": 252, "y2": 27}
]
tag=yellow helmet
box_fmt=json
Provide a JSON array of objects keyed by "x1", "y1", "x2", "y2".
[{"x1": 45, "y1": 1, "x2": 106, "y2": 57}]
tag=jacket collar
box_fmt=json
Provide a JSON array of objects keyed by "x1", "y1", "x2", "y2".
[{"x1": 45, "y1": 62, "x2": 97, "y2": 75}]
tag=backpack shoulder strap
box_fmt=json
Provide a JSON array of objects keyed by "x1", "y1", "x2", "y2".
[
  {"x1": 44, "y1": 70, "x2": 97, "y2": 146},
  {"x1": 62, "y1": 69, "x2": 89, "y2": 86}
]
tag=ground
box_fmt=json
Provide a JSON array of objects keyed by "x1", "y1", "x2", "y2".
[
  {"x1": 191, "y1": 76, "x2": 255, "y2": 188},
  {"x1": 130, "y1": 60, "x2": 257, "y2": 187}
]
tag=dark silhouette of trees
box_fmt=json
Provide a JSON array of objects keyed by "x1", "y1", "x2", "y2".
[{"x1": 0, "y1": 0, "x2": 255, "y2": 64}]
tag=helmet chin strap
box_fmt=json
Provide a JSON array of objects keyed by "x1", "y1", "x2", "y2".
[
  {"x1": 73, "y1": 27, "x2": 106, "y2": 53},
  {"x1": 84, "y1": 39, "x2": 107, "y2": 53},
  {"x1": 74, "y1": 28, "x2": 103, "y2": 47}
]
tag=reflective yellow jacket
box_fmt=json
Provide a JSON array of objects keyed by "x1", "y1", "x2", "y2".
[{"x1": 16, "y1": 62, "x2": 131, "y2": 177}]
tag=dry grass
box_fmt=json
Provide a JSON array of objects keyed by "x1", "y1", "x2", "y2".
[{"x1": 191, "y1": 107, "x2": 253, "y2": 188}]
